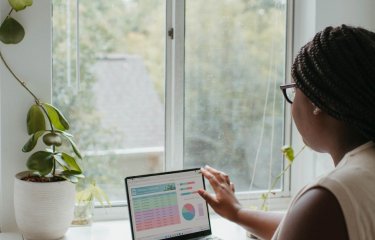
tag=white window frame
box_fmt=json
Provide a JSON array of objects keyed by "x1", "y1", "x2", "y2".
[
  {"x1": 96, "y1": 0, "x2": 294, "y2": 220},
  {"x1": 165, "y1": 0, "x2": 185, "y2": 171}
]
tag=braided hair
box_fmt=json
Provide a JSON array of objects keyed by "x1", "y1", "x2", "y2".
[{"x1": 292, "y1": 24, "x2": 375, "y2": 141}]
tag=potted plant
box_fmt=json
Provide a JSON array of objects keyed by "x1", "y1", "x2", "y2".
[{"x1": 1, "y1": 1, "x2": 84, "y2": 239}]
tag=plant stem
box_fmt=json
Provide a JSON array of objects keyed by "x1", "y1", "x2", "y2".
[
  {"x1": 0, "y1": 50, "x2": 57, "y2": 176},
  {"x1": 260, "y1": 145, "x2": 306, "y2": 210},
  {"x1": 0, "y1": 50, "x2": 55, "y2": 130},
  {"x1": 294, "y1": 145, "x2": 307, "y2": 159},
  {"x1": 260, "y1": 163, "x2": 291, "y2": 210},
  {"x1": 1, "y1": 8, "x2": 41, "y2": 104},
  {"x1": 52, "y1": 145, "x2": 56, "y2": 176},
  {"x1": 0, "y1": 50, "x2": 40, "y2": 103}
]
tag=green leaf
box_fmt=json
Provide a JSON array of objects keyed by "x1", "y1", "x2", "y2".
[
  {"x1": 61, "y1": 152, "x2": 82, "y2": 173},
  {"x1": 8, "y1": 0, "x2": 33, "y2": 11},
  {"x1": 55, "y1": 130, "x2": 73, "y2": 138},
  {"x1": 281, "y1": 145, "x2": 295, "y2": 163},
  {"x1": 60, "y1": 170, "x2": 84, "y2": 183},
  {"x1": 26, "y1": 151, "x2": 53, "y2": 176},
  {"x1": 60, "y1": 132, "x2": 82, "y2": 159},
  {"x1": 76, "y1": 188, "x2": 94, "y2": 202},
  {"x1": 91, "y1": 184, "x2": 111, "y2": 206},
  {"x1": 42, "y1": 132, "x2": 62, "y2": 146},
  {"x1": 53, "y1": 154, "x2": 70, "y2": 169},
  {"x1": 26, "y1": 104, "x2": 46, "y2": 135},
  {"x1": 42, "y1": 103, "x2": 70, "y2": 131},
  {"x1": 22, "y1": 130, "x2": 45, "y2": 152},
  {"x1": 61, "y1": 174, "x2": 79, "y2": 183},
  {"x1": 61, "y1": 170, "x2": 84, "y2": 177},
  {"x1": 0, "y1": 17, "x2": 25, "y2": 44}
]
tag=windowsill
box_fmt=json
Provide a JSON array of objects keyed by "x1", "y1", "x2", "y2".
[{"x1": 0, "y1": 215, "x2": 250, "y2": 240}]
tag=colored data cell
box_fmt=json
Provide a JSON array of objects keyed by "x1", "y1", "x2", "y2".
[
  {"x1": 182, "y1": 203, "x2": 195, "y2": 221},
  {"x1": 198, "y1": 203, "x2": 204, "y2": 217},
  {"x1": 131, "y1": 183, "x2": 176, "y2": 196},
  {"x1": 180, "y1": 191, "x2": 198, "y2": 196},
  {"x1": 180, "y1": 181, "x2": 195, "y2": 186},
  {"x1": 133, "y1": 191, "x2": 181, "y2": 231}
]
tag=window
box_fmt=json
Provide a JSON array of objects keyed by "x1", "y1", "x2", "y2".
[
  {"x1": 184, "y1": 0, "x2": 287, "y2": 193},
  {"x1": 52, "y1": 0, "x2": 288, "y2": 207},
  {"x1": 52, "y1": 0, "x2": 166, "y2": 202}
]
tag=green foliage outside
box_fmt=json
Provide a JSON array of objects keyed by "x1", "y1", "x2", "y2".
[
  {"x1": 51, "y1": 0, "x2": 287, "y2": 198},
  {"x1": 184, "y1": 0, "x2": 286, "y2": 191}
]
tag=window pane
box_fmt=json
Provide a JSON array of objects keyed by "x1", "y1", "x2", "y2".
[
  {"x1": 184, "y1": 0, "x2": 287, "y2": 192},
  {"x1": 52, "y1": 0, "x2": 165, "y2": 202}
]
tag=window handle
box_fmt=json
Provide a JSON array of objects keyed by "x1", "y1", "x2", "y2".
[{"x1": 168, "y1": 28, "x2": 174, "y2": 40}]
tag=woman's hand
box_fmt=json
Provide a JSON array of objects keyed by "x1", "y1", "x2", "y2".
[{"x1": 198, "y1": 165, "x2": 242, "y2": 222}]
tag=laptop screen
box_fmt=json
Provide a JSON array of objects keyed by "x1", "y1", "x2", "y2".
[{"x1": 125, "y1": 168, "x2": 212, "y2": 240}]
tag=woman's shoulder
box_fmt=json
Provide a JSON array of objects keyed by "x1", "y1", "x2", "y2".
[
  {"x1": 276, "y1": 187, "x2": 349, "y2": 240},
  {"x1": 319, "y1": 142, "x2": 375, "y2": 187}
]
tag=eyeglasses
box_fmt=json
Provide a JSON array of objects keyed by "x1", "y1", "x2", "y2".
[{"x1": 280, "y1": 83, "x2": 297, "y2": 104}]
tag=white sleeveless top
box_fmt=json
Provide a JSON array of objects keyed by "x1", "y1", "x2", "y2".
[{"x1": 272, "y1": 141, "x2": 375, "y2": 240}]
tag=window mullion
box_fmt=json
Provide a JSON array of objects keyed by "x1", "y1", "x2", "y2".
[
  {"x1": 279, "y1": 0, "x2": 295, "y2": 197},
  {"x1": 165, "y1": 0, "x2": 185, "y2": 171}
]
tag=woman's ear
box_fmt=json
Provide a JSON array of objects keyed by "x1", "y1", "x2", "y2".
[
  {"x1": 313, "y1": 107, "x2": 321, "y2": 115},
  {"x1": 311, "y1": 102, "x2": 321, "y2": 115}
]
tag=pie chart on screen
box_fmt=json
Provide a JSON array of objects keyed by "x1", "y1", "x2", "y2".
[{"x1": 182, "y1": 203, "x2": 195, "y2": 220}]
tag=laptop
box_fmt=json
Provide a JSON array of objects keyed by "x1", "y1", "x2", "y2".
[{"x1": 125, "y1": 168, "x2": 222, "y2": 240}]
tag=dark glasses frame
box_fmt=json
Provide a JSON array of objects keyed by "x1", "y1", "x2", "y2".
[{"x1": 280, "y1": 83, "x2": 297, "y2": 104}]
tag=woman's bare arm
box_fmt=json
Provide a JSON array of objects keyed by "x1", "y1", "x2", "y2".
[
  {"x1": 276, "y1": 187, "x2": 349, "y2": 240},
  {"x1": 235, "y1": 209, "x2": 284, "y2": 239}
]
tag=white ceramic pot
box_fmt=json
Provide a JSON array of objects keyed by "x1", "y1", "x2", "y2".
[{"x1": 14, "y1": 171, "x2": 75, "y2": 240}]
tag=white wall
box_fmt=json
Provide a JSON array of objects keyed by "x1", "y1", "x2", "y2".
[
  {"x1": 291, "y1": 0, "x2": 375, "y2": 194},
  {"x1": 0, "y1": 1, "x2": 52, "y2": 232},
  {"x1": 316, "y1": 0, "x2": 375, "y2": 31}
]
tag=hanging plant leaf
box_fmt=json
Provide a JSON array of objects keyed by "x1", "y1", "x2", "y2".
[
  {"x1": 0, "y1": 17, "x2": 25, "y2": 44},
  {"x1": 42, "y1": 132, "x2": 62, "y2": 146},
  {"x1": 26, "y1": 104, "x2": 45, "y2": 135},
  {"x1": 26, "y1": 151, "x2": 54, "y2": 176},
  {"x1": 22, "y1": 130, "x2": 45, "y2": 152},
  {"x1": 55, "y1": 130, "x2": 72, "y2": 138},
  {"x1": 61, "y1": 152, "x2": 82, "y2": 173},
  {"x1": 42, "y1": 103, "x2": 70, "y2": 131},
  {"x1": 8, "y1": 0, "x2": 33, "y2": 11},
  {"x1": 281, "y1": 145, "x2": 295, "y2": 163},
  {"x1": 61, "y1": 174, "x2": 79, "y2": 183},
  {"x1": 61, "y1": 170, "x2": 84, "y2": 178},
  {"x1": 53, "y1": 154, "x2": 70, "y2": 169},
  {"x1": 60, "y1": 170, "x2": 84, "y2": 183},
  {"x1": 60, "y1": 132, "x2": 82, "y2": 159}
]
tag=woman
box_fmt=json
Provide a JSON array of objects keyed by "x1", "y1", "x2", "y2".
[{"x1": 198, "y1": 25, "x2": 375, "y2": 240}]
